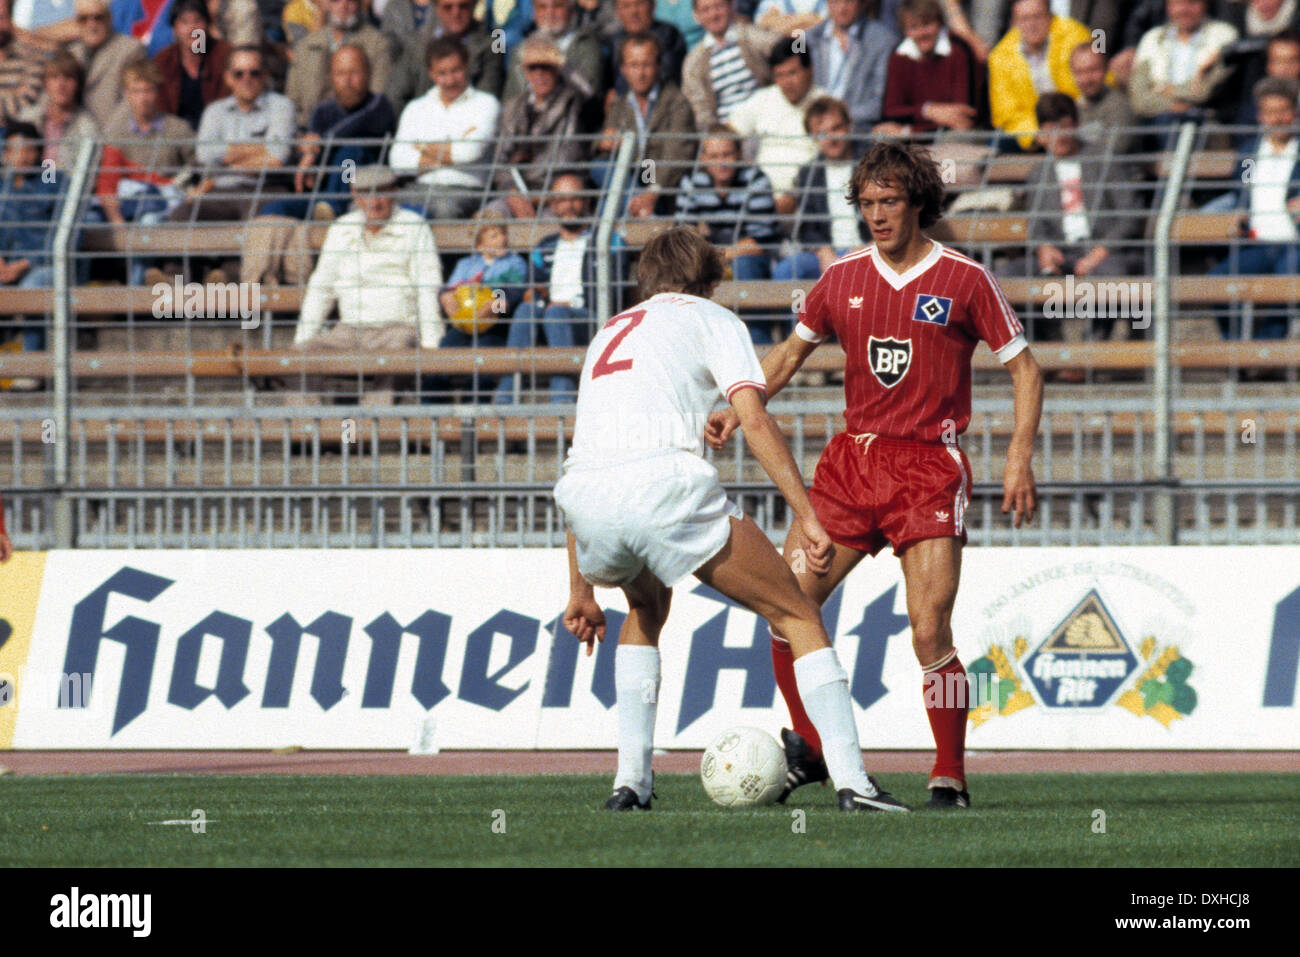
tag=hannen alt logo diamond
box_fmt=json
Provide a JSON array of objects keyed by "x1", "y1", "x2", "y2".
[{"x1": 1023, "y1": 589, "x2": 1139, "y2": 708}]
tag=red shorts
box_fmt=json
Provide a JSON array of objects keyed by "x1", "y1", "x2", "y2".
[{"x1": 808, "y1": 433, "x2": 972, "y2": 556}]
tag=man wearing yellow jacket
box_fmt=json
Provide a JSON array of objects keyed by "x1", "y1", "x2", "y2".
[{"x1": 988, "y1": 0, "x2": 1092, "y2": 151}]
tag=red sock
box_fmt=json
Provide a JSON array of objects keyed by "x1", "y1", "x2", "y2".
[
  {"x1": 922, "y1": 651, "x2": 967, "y2": 789},
  {"x1": 771, "y1": 636, "x2": 822, "y2": 756}
]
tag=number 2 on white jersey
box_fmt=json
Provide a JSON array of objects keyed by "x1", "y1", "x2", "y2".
[{"x1": 591, "y1": 309, "x2": 646, "y2": 379}]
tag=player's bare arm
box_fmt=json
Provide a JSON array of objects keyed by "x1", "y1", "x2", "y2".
[
  {"x1": 728, "y1": 387, "x2": 831, "y2": 574},
  {"x1": 1003, "y1": 348, "x2": 1043, "y2": 528},
  {"x1": 705, "y1": 333, "x2": 819, "y2": 449},
  {"x1": 563, "y1": 531, "x2": 606, "y2": 654}
]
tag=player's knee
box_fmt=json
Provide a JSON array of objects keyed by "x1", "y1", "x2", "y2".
[
  {"x1": 910, "y1": 619, "x2": 952, "y2": 661},
  {"x1": 770, "y1": 592, "x2": 827, "y2": 637}
]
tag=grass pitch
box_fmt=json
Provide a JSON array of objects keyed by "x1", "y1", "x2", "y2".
[{"x1": 1, "y1": 772, "x2": 1296, "y2": 867}]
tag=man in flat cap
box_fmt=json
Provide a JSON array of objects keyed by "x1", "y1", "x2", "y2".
[
  {"x1": 501, "y1": 0, "x2": 603, "y2": 103},
  {"x1": 292, "y1": 165, "x2": 445, "y2": 401},
  {"x1": 493, "y1": 35, "x2": 596, "y2": 218}
]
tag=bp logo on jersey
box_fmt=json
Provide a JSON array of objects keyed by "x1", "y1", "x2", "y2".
[{"x1": 867, "y1": 336, "x2": 911, "y2": 388}]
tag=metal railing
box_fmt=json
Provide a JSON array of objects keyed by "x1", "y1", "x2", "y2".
[{"x1": 2, "y1": 393, "x2": 1299, "y2": 547}]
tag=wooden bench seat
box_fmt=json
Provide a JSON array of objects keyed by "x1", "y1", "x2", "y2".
[
  {"x1": 2, "y1": 271, "x2": 1293, "y2": 347},
  {"x1": 1170, "y1": 213, "x2": 1241, "y2": 242},
  {"x1": 76, "y1": 213, "x2": 1040, "y2": 260},
  {"x1": 77, "y1": 221, "x2": 546, "y2": 257},
  {"x1": 1156, "y1": 150, "x2": 1239, "y2": 181},
  {"x1": 3, "y1": 334, "x2": 1299, "y2": 381}
]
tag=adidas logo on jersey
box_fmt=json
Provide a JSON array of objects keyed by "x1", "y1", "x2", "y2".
[
  {"x1": 936, "y1": 510, "x2": 950, "y2": 522},
  {"x1": 849, "y1": 296, "x2": 863, "y2": 308}
]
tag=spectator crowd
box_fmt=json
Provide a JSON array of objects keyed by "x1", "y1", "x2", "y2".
[{"x1": 1, "y1": 0, "x2": 1298, "y2": 396}]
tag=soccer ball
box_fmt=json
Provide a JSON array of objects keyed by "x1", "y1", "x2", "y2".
[
  {"x1": 700, "y1": 726, "x2": 788, "y2": 807},
  {"x1": 449, "y1": 284, "x2": 499, "y2": 335}
]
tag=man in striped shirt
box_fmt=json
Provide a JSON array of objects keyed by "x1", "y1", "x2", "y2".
[
  {"x1": 707, "y1": 142, "x2": 1044, "y2": 811},
  {"x1": 674, "y1": 124, "x2": 783, "y2": 340},
  {"x1": 681, "y1": 0, "x2": 779, "y2": 128},
  {"x1": 0, "y1": 0, "x2": 50, "y2": 126}
]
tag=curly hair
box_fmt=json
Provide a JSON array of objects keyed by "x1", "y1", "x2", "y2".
[{"x1": 847, "y1": 141, "x2": 946, "y2": 229}]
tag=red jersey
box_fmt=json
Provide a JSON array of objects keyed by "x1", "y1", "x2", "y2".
[{"x1": 796, "y1": 240, "x2": 1025, "y2": 442}]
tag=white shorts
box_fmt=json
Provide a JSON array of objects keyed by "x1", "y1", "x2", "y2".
[{"x1": 554, "y1": 450, "x2": 744, "y2": 589}]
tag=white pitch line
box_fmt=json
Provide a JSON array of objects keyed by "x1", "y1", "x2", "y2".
[{"x1": 146, "y1": 820, "x2": 218, "y2": 826}]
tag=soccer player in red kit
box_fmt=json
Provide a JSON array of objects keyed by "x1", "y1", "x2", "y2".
[{"x1": 707, "y1": 142, "x2": 1043, "y2": 809}]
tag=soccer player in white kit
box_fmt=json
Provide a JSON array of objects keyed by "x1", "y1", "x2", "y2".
[{"x1": 556, "y1": 226, "x2": 910, "y2": 812}]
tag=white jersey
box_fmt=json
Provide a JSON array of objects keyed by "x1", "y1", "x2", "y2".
[{"x1": 565, "y1": 293, "x2": 767, "y2": 465}]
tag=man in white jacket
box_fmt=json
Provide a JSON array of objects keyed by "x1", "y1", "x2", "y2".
[
  {"x1": 293, "y1": 166, "x2": 444, "y2": 399},
  {"x1": 1128, "y1": 0, "x2": 1238, "y2": 126}
]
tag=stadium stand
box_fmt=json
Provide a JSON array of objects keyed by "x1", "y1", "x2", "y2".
[{"x1": 0, "y1": 0, "x2": 1297, "y2": 551}]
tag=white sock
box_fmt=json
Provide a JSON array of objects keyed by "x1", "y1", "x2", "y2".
[
  {"x1": 793, "y1": 647, "x2": 873, "y2": 795},
  {"x1": 613, "y1": 643, "x2": 659, "y2": 801}
]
